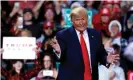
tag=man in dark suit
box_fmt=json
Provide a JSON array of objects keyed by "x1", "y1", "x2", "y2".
[{"x1": 50, "y1": 7, "x2": 119, "y2": 80}]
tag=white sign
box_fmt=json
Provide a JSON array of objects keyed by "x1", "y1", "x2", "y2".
[
  {"x1": 43, "y1": 70, "x2": 53, "y2": 77},
  {"x1": 2, "y1": 37, "x2": 36, "y2": 59}
]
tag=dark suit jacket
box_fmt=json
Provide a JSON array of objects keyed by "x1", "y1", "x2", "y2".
[{"x1": 56, "y1": 26, "x2": 107, "y2": 80}]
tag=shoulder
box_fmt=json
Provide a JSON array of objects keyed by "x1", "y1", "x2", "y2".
[
  {"x1": 87, "y1": 28, "x2": 102, "y2": 36},
  {"x1": 88, "y1": 28, "x2": 100, "y2": 33},
  {"x1": 56, "y1": 27, "x2": 73, "y2": 38}
]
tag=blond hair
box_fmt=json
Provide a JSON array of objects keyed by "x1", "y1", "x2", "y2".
[
  {"x1": 70, "y1": 6, "x2": 88, "y2": 20},
  {"x1": 20, "y1": 29, "x2": 32, "y2": 37}
]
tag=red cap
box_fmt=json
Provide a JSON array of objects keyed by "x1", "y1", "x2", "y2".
[
  {"x1": 100, "y1": 8, "x2": 111, "y2": 16},
  {"x1": 113, "y1": 0, "x2": 120, "y2": 4},
  {"x1": 43, "y1": 21, "x2": 54, "y2": 29},
  {"x1": 103, "y1": 0, "x2": 113, "y2": 5},
  {"x1": 113, "y1": 7, "x2": 121, "y2": 13}
]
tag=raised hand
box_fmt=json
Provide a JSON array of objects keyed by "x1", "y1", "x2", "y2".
[
  {"x1": 37, "y1": 70, "x2": 43, "y2": 78},
  {"x1": 107, "y1": 52, "x2": 120, "y2": 64},
  {"x1": 50, "y1": 36, "x2": 61, "y2": 54}
]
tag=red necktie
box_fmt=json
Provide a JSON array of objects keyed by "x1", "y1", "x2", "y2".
[{"x1": 80, "y1": 32, "x2": 92, "y2": 80}]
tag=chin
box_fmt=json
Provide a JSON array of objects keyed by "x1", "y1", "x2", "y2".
[{"x1": 79, "y1": 28, "x2": 86, "y2": 32}]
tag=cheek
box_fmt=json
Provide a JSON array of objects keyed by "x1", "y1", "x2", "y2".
[
  {"x1": 24, "y1": 15, "x2": 27, "y2": 20},
  {"x1": 19, "y1": 64, "x2": 23, "y2": 68},
  {"x1": 13, "y1": 64, "x2": 17, "y2": 68},
  {"x1": 112, "y1": 27, "x2": 119, "y2": 32},
  {"x1": 28, "y1": 15, "x2": 32, "y2": 19},
  {"x1": 73, "y1": 21, "x2": 80, "y2": 26}
]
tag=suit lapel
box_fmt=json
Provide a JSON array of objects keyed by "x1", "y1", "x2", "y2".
[
  {"x1": 87, "y1": 28, "x2": 96, "y2": 66},
  {"x1": 69, "y1": 26, "x2": 84, "y2": 62}
]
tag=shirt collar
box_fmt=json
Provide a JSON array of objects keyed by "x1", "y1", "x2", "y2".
[{"x1": 75, "y1": 29, "x2": 88, "y2": 36}]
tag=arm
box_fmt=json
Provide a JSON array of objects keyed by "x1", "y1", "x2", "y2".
[
  {"x1": 1, "y1": 65, "x2": 9, "y2": 78},
  {"x1": 1, "y1": 49, "x2": 9, "y2": 77},
  {"x1": 54, "y1": 33, "x2": 66, "y2": 59},
  {"x1": 97, "y1": 31, "x2": 120, "y2": 66},
  {"x1": 50, "y1": 32, "x2": 66, "y2": 60},
  {"x1": 32, "y1": 1, "x2": 44, "y2": 14}
]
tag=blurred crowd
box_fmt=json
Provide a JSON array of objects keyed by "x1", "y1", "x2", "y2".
[{"x1": 1, "y1": 0, "x2": 133, "y2": 80}]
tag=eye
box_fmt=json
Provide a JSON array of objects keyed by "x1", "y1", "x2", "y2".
[
  {"x1": 75, "y1": 19, "x2": 80, "y2": 21},
  {"x1": 82, "y1": 18, "x2": 85, "y2": 20}
]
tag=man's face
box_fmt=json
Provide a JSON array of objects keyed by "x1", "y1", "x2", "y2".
[
  {"x1": 71, "y1": 13, "x2": 88, "y2": 32},
  {"x1": 23, "y1": 12, "x2": 33, "y2": 21}
]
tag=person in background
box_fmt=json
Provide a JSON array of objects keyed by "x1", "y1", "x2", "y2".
[
  {"x1": 43, "y1": 8, "x2": 63, "y2": 31},
  {"x1": 111, "y1": 0, "x2": 122, "y2": 21},
  {"x1": 112, "y1": 7, "x2": 121, "y2": 21},
  {"x1": 93, "y1": 7, "x2": 111, "y2": 36},
  {"x1": 123, "y1": 13, "x2": 133, "y2": 41},
  {"x1": 84, "y1": 0, "x2": 98, "y2": 17},
  {"x1": 36, "y1": 21, "x2": 58, "y2": 65},
  {"x1": 121, "y1": 1, "x2": 133, "y2": 16},
  {"x1": 108, "y1": 44, "x2": 125, "y2": 80},
  {"x1": 37, "y1": 21, "x2": 56, "y2": 51},
  {"x1": 99, "y1": 44, "x2": 125, "y2": 80},
  {"x1": 1, "y1": 57, "x2": 41, "y2": 80},
  {"x1": 108, "y1": 20, "x2": 128, "y2": 53},
  {"x1": 8, "y1": 1, "x2": 44, "y2": 20},
  {"x1": 54, "y1": 1, "x2": 65, "y2": 27},
  {"x1": 113, "y1": 0, "x2": 121, "y2": 9},
  {"x1": 18, "y1": 29, "x2": 41, "y2": 70},
  {"x1": 19, "y1": 29, "x2": 32, "y2": 37},
  {"x1": 10, "y1": 8, "x2": 42, "y2": 39},
  {"x1": 23, "y1": 8, "x2": 42, "y2": 39},
  {"x1": 103, "y1": 0, "x2": 113, "y2": 11},
  {"x1": 36, "y1": 52, "x2": 58, "y2": 80}
]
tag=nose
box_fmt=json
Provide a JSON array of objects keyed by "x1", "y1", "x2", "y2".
[{"x1": 79, "y1": 20, "x2": 83, "y2": 26}]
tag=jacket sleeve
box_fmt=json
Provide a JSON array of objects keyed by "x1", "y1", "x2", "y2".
[
  {"x1": 97, "y1": 31, "x2": 108, "y2": 66},
  {"x1": 56, "y1": 31, "x2": 66, "y2": 60}
]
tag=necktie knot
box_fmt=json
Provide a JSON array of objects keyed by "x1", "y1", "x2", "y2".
[{"x1": 80, "y1": 31, "x2": 83, "y2": 35}]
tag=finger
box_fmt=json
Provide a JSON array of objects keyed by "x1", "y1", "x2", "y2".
[
  {"x1": 49, "y1": 40, "x2": 55, "y2": 45},
  {"x1": 113, "y1": 60, "x2": 119, "y2": 63},
  {"x1": 51, "y1": 38, "x2": 57, "y2": 44},
  {"x1": 54, "y1": 36, "x2": 56, "y2": 39},
  {"x1": 114, "y1": 57, "x2": 120, "y2": 60},
  {"x1": 114, "y1": 54, "x2": 119, "y2": 58}
]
